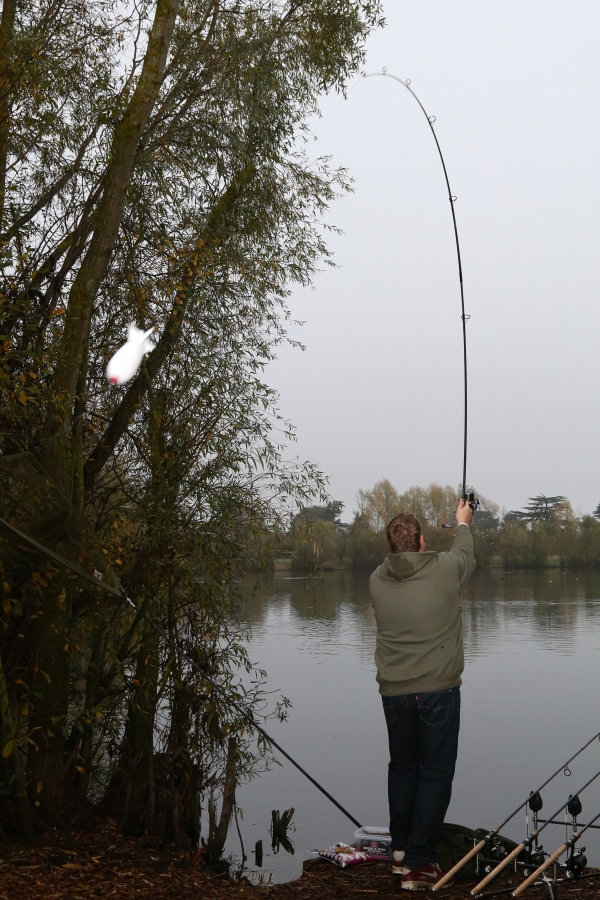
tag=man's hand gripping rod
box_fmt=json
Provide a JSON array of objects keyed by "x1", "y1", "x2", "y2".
[{"x1": 442, "y1": 491, "x2": 480, "y2": 528}]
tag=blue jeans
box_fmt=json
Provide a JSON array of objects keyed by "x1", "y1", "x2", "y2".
[{"x1": 382, "y1": 688, "x2": 460, "y2": 869}]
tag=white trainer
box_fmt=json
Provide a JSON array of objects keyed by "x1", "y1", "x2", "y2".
[{"x1": 392, "y1": 849, "x2": 409, "y2": 875}]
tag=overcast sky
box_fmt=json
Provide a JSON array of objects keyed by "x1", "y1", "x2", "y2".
[{"x1": 267, "y1": 1, "x2": 600, "y2": 519}]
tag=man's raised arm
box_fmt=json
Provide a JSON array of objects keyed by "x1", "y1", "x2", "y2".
[{"x1": 451, "y1": 498, "x2": 476, "y2": 584}]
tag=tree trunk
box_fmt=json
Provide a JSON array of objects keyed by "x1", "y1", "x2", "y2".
[
  {"x1": 71, "y1": 337, "x2": 89, "y2": 511},
  {"x1": 0, "y1": 0, "x2": 17, "y2": 229},
  {"x1": 28, "y1": 0, "x2": 180, "y2": 835},
  {"x1": 71, "y1": 600, "x2": 110, "y2": 812},
  {"x1": 207, "y1": 737, "x2": 237, "y2": 860},
  {"x1": 82, "y1": 162, "x2": 256, "y2": 493},
  {"x1": 104, "y1": 617, "x2": 160, "y2": 835},
  {"x1": 25, "y1": 569, "x2": 74, "y2": 826},
  {"x1": 156, "y1": 646, "x2": 200, "y2": 848},
  {"x1": 0, "y1": 646, "x2": 34, "y2": 841},
  {"x1": 41, "y1": 0, "x2": 181, "y2": 490}
]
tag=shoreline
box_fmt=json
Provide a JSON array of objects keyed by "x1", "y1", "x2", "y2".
[{"x1": 2, "y1": 823, "x2": 599, "y2": 899}]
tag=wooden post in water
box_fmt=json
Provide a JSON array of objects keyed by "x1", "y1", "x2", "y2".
[{"x1": 271, "y1": 809, "x2": 280, "y2": 850}]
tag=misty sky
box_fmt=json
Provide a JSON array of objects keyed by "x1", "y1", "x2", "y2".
[{"x1": 267, "y1": 1, "x2": 600, "y2": 520}]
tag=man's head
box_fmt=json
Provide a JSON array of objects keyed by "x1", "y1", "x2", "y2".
[{"x1": 387, "y1": 512, "x2": 425, "y2": 553}]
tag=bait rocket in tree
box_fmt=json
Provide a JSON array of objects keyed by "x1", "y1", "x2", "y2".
[{"x1": 106, "y1": 325, "x2": 154, "y2": 385}]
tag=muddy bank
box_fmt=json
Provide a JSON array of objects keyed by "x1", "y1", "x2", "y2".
[{"x1": 1, "y1": 820, "x2": 600, "y2": 900}]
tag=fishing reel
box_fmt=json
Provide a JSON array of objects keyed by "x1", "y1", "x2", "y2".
[
  {"x1": 464, "y1": 490, "x2": 480, "y2": 511},
  {"x1": 565, "y1": 848, "x2": 587, "y2": 880},
  {"x1": 442, "y1": 490, "x2": 480, "y2": 528},
  {"x1": 481, "y1": 839, "x2": 510, "y2": 874}
]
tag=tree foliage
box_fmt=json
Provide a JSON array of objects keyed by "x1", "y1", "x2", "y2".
[
  {"x1": 300, "y1": 480, "x2": 500, "y2": 571},
  {"x1": 506, "y1": 495, "x2": 567, "y2": 524},
  {"x1": 295, "y1": 480, "x2": 600, "y2": 571},
  {"x1": 0, "y1": 0, "x2": 384, "y2": 844}
]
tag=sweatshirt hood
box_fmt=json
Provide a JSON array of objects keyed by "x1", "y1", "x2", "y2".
[{"x1": 379, "y1": 551, "x2": 437, "y2": 583}]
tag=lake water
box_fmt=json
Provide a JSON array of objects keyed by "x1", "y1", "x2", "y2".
[{"x1": 226, "y1": 569, "x2": 600, "y2": 883}]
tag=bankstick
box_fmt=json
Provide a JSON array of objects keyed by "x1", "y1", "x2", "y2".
[{"x1": 512, "y1": 843, "x2": 569, "y2": 898}]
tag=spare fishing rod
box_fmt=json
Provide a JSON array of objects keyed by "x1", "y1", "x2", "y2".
[
  {"x1": 471, "y1": 765, "x2": 600, "y2": 895},
  {"x1": 431, "y1": 730, "x2": 600, "y2": 891},
  {"x1": 362, "y1": 71, "x2": 479, "y2": 519},
  {"x1": 117, "y1": 591, "x2": 363, "y2": 829}
]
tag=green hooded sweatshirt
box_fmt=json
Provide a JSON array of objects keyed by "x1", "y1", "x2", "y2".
[{"x1": 369, "y1": 525, "x2": 476, "y2": 696}]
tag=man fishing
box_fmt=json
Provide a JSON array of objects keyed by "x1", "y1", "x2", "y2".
[{"x1": 370, "y1": 498, "x2": 475, "y2": 891}]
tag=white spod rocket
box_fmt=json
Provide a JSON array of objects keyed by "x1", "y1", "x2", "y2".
[{"x1": 106, "y1": 324, "x2": 155, "y2": 385}]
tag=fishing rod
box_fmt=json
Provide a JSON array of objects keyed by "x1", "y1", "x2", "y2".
[
  {"x1": 117, "y1": 591, "x2": 363, "y2": 829},
  {"x1": 511, "y1": 804, "x2": 600, "y2": 898},
  {"x1": 362, "y1": 71, "x2": 478, "y2": 517},
  {"x1": 471, "y1": 766, "x2": 600, "y2": 895},
  {"x1": 431, "y1": 730, "x2": 600, "y2": 891}
]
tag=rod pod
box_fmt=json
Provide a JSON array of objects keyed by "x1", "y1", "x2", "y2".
[
  {"x1": 471, "y1": 768, "x2": 600, "y2": 895},
  {"x1": 471, "y1": 798, "x2": 543, "y2": 896},
  {"x1": 432, "y1": 730, "x2": 600, "y2": 891},
  {"x1": 511, "y1": 805, "x2": 600, "y2": 897}
]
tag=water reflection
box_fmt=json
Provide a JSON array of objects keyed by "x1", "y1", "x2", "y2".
[
  {"x1": 463, "y1": 570, "x2": 600, "y2": 658},
  {"x1": 229, "y1": 569, "x2": 600, "y2": 884}
]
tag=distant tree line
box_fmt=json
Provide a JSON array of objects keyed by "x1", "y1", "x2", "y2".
[{"x1": 289, "y1": 482, "x2": 600, "y2": 571}]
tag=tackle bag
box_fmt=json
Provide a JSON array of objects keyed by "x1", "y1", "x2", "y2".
[{"x1": 439, "y1": 823, "x2": 525, "y2": 881}]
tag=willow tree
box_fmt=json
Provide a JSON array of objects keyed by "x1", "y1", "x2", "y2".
[{"x1": 0, "y1": 0, "x2": 384, "y2": 840}]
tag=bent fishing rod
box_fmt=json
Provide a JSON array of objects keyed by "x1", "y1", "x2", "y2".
[
  {"x1": 431, "y1": 730, "x2": 600, "y2": 891},
  {"x1": 471, "y1": 764, "x2": 600, "y2": 895},
  {"x1": 362, "y1": 71, "x2": 477, "y2": 515}
]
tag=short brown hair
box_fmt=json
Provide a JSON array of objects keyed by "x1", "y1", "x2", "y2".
[{"x1": 387, "y1": 512, "x2": 422, "y2": 553}]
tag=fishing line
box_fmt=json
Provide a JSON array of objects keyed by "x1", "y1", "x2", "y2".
[
  {"x1": 313, "y1": 78, "x2": 362, "y2": 132},
  {"x1": 9, "y1": 450, "x2": 599, "y2": 846},
  {"x1": 0, "y1": 449, "x2": 363, "y2": 830}
]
